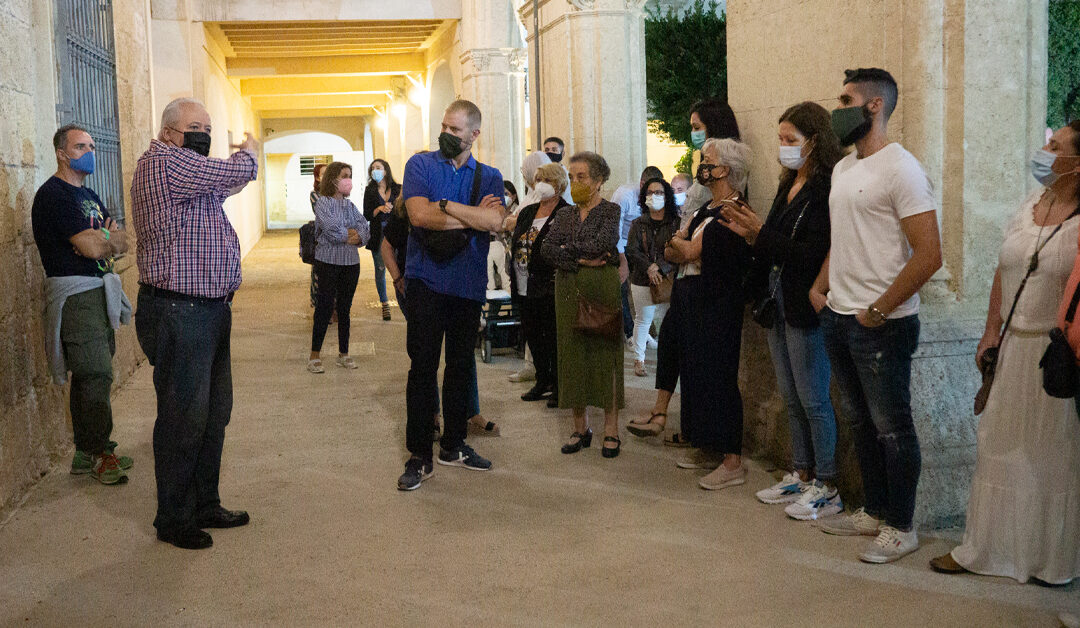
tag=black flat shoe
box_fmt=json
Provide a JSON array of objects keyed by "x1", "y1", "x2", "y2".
[
  {"x1": 157, "y1": 527, "x2": 213, "y2": 550},
  {"x1": 521, "y1": 384, "x2": 551, "y2": 402},
  {"x1": 561, "y1": 429, "x2": 592, "y2": 454},
  {"x1": 546, "y1": 394, "x2": 559, "y2": 409},
  {"x1": 196, "y1": 506, "x2": 250, "y2": 529},
  {"x1": 601, "y1": 436, "x2": 621, "y2": 458}
]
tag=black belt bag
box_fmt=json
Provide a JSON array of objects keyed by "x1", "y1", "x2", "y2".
[{"x1": 414, "y1": 163, "x2": 485, "y2": 263}]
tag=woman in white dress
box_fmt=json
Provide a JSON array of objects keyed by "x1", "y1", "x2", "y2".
[{"x1": 930, "y1": 121, "x2": 1080, "y2": 584}]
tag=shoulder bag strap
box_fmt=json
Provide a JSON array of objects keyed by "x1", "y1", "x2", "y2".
[
  {"x1": 1065, "y1": 280, "x2": 1080, "y2": 327},
  {"x1": 470, "y1": 163, "x2": 484, "y2": 207},
  {"x1": 766, "y1": 199, "x2": 812, "y2": 300},
  {"x1": 999, "y1": 211, "x2": 1077, "y2": 342}
]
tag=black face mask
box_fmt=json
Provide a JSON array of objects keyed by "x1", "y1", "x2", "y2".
[
  {"x1": 438, "y1": 132, "x2": 465, "y2": 160},
  {"x1": 546, "y1": 151, "x2": 563, "y2": 163},
  {"x1": 696, "y1": 162, "x2": 718, "y2": 186},
  {"x1": 830, "y1": 104, "x2": 873, "y2": 147},
  {"x1": 181, "y1": 131, "x2": 212, "y2": 157}
]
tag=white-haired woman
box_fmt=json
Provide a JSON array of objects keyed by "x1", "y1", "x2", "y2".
[{"x1": 664, "y1": 138, "x2": 753, "y2": 489}]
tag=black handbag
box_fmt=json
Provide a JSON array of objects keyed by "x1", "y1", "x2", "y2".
[
  {"x1": 752, "y1": 199, "x2": 810, "y2": 329},
  {"x1": 414, "y1": 163, "x2": 485, "y2": 263},
  {"x1": 1040, "y1": 280, "x2": 1080, "y2": 398}
]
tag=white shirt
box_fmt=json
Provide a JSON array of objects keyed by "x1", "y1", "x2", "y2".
[
  {"x1": 611, "y1": 183, "x2": 640, "y2": 254},
  {"x1": 512, "y1": 215, "x2": 551, "y2": 296},
  {"x1": 826, "y1": 143, "x2": 937, "y2": 318}
]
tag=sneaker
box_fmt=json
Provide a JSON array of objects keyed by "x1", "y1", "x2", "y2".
[
  {"x1": 90, "y1": 453, "x2": 127, "y2": 485},
  {"x1": 785, "y1": 481, "x2": 843, "y2": 520},
  {"x1": 508, "y1": 364, "x2": 536, "y2": 382},
  {"x1": 755, "y1": 472, "x2": 807, "y2": 504},
  {"x1": 698, "y1": 463, "x2": 747, "y2": 490},
  {"x1": 859, "y1": 526, "x2": 919, "y2": 564},
  {"x1": 437, "y1": 444, "x2": 492, "y2": 471},
  {"x1": 72, "y1": 441, "x2": 132, "y2": 474},
  {"x1": 336, "y1": 355, "x2": 358, "y2": 369},
  {"x1": 307, "y1": 359, "x2": 324, "y2": 374},
  {"x1": 676, "y1": 449, "x2": 723, "y2": 470},
  {"x1": 815, "y1": 507, "x2": 881, "y2": 536},
  {"x1": 397, "y1": 457, "x2": 433, "y2": 491}
]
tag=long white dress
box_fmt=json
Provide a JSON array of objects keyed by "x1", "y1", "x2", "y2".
[{"x1": 952, "y1": 189, "x2": 1080, "y2": 584}]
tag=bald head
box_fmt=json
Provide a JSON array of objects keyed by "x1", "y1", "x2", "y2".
[{"x1": 158, "y1": 97, "x2": 211, "y2": 146}]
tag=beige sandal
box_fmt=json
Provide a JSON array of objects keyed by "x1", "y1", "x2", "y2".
[{"x1": 626, "y1": 412, "x2": 665, "y2": 437}]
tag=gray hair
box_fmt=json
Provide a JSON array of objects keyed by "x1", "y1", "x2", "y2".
[
  {"x1": 701, "y1": 137, "x2": 752, "y2": 193},
  {"x1": 159, "y1": 97, "x2": 204, "y2": 134}
]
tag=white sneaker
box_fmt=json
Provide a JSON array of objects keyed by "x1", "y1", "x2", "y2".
[
  {"x1": 755, "y1": 472, "x2": 807, "y2": 504},
  {"x1": 675, "y1": 449, "x2": 723, "y2": 470},
  {"x1": 646, "y1": 336, "x2": 658, "y2": 350},
  {"x1": 508, "y1": 364, "x2": 535, "y2": 382},
  {"x1": 859, "y1": 525, "x2": 919, "y2": 564},
  {"x1": 814, "y1": 507, "x2": 881, "y2": 536},
  {"x1": 784, "y1": 481, "x2": 843, "y2": 520}
]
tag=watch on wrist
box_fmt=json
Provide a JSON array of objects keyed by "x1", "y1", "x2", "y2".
[
  {"x1": 439, "y1": 199, "x2": 449, "y2": 214},
  {"x1": 868, "y1": 305, "x2": 887, "y2": 324}
]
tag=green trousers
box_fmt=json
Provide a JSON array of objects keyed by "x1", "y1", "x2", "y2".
[{"x1": 60, "y1": 287, "x2": 115, "y2": 454}]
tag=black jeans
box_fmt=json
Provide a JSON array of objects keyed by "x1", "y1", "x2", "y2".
[
  {"x1": 61, "y1": 287, "x2": 115, "y2": 455},
  {"x1": 521, "y1": 294, "x2": 558, "y2": 393},
  {"x1": 136, "y1": 287, "x2": 233, "y2": 534},
  {"x1": 405, "y1": 279, "x2": 482, "y2": 460},
  {"x1": 312, "y1": 260, "x2": 359, "y2": 354},
  {"x1": 821, "y1": 308, "x2": 921, "y2": 530}
]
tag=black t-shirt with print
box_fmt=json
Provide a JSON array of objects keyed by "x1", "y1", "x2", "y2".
[{"x1": 31, "y1": 176, "x2": 111, "y2": 277}]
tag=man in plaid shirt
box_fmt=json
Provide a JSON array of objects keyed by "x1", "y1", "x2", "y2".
[{"x1": 131, "y1": 97, "x2": 258, "y2": 550}]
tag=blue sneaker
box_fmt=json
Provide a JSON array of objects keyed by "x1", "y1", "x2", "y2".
[
  {"x1": 785, "y1": 481, "x2": 843, "y2": 521},
  {"x1": 755, "y1": 471, "x2": 807, "y2": 504},
  {"x1": 397, "y1": 457, "x2": 433, "y2": 491},
  {"x1": 437, "y1": 444, "x2": 492, "y2": 471}
]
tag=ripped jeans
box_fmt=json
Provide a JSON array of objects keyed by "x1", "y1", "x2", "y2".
[{"x1": 820, "y1": 308, "x2": 921, "y2": 531}]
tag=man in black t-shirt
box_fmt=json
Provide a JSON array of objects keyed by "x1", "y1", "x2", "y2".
[{"x1": 31, "y1": 124, "x2": 132, "y2": 485}]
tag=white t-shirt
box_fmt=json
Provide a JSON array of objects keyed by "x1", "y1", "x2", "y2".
[
  {"x1": 826, "y1": 143, "x2": 937, "y2": 318},
  {"x1": 611, "y1": 183, "x2": 641, "y2": 254},
  {"x1": 513, "y1": 215, "x2": 551, "y2": 296}
]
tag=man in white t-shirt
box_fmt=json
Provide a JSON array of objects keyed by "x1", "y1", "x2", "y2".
[{"x1": 808, "y1": 68, "x2": 943, "y2": 565}]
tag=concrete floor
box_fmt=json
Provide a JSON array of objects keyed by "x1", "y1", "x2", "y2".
[{"x1": 1, "y1": 230, "x2": 1076, "y2": 626}]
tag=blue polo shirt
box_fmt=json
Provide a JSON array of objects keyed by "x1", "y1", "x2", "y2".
[{"x1": 402, "y1": 150, "x2": 504, "y2": 302}]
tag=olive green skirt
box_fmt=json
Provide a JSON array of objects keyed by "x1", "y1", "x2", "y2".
[{"x1": 554, "y1": 266, "x2": 625, "y2": 411}]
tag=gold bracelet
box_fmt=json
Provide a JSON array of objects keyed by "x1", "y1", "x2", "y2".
[{"x1": 868, "y1": 305, "x2": 888, "y2": 323}]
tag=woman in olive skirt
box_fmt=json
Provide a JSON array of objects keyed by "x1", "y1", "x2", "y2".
[{"x1": 541, "y1": 151, "x2": 625, "y2": 458}]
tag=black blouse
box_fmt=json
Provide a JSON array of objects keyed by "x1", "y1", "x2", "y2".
[
  {"x1": 362, "y1": 182, "x2": 400, "y2": 251},
  {"x1": 540, "y1": 199, "x2": 621, "y2": 272}
]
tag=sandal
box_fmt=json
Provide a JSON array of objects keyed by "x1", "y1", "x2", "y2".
[
  {"x1": 468, "y1": 415, "x2": 501, "y2": 437},
  {"x1": 664, "y1": 431, "x2": 692, "y2": 448},
  {"x1": 307, "y1": 359, "x2": 324, "y2": 374},
  {"x1": 626, "y1": 412, "x2": 666, "y2": 438},
  {"x1": 633, "y1": 361, "x2": 647, "y2": 377}
]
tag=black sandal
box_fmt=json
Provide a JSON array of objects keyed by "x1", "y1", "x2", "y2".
[
  {"x1": 626, "y1": 413, "x2": 666, "y2": 438},
  {"x1": 561, "y1": 429, "x2": 592, "y2": 454},
  {"x1": 664, "y1": 431, "x2": 691, "y2": 448},
  {"x1": 601, "y1": 436, "x2": 621, "y2": 458}
]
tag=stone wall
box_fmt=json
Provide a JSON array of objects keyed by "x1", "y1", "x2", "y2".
[
  {"x1": 0, "y1": 0, "x2": 154, "y2": 518},
  {"x1": 727, "y1": 0, "x2": 1048, "y2": 528}
]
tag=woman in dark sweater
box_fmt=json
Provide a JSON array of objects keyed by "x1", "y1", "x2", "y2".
[
  {"x1": 510, "y1": 163, "x2": 569, "y2": 406},
  {"x1": 362, "y1": 159, "x2": 400, "y2": 321},
  {"x1": 723, "y1": 101, "x2": 845, "y2": 518}
]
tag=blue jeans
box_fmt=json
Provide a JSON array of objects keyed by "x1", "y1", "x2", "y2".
[
  {"x1": 135, "y1": 287, "x2": 233, "y2": 534},
  {"x1": 371, "y1": 248, "x2": 388, "y2": 303},
  {"x1": 766, "y1": 292, "x2": 837, "y2": 481},
  {"x1": 820, "y1": 308, "x2": 921, "y2": 530}
]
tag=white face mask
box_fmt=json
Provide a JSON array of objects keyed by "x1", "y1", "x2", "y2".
[
  {"x1": 779, "y1": 145, "x2": 807, "y2": 170},
  {"x1": 504, "y1": 195, "x2": 513, "y2": 207},
  {"x1": 534, "y1": 181, "x2": 557, "y2": 200},
  {"x1": 648, "y1": 194, "x2": 666, "y2": 211},
  {"x1": 673, "y1": 191, "x2": 687, "y2": 206}
]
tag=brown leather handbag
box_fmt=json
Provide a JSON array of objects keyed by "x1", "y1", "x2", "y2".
[
  {"x1": 573, "y1": 289, "x2": 622, "y2": 341},
  {"x1": 641, "y1": 222, "x2": 673, "y2": 304}
]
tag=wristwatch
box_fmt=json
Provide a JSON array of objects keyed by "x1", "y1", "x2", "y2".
[
  {"x1": 868, "y1": 305, "x2": 888, "y2": 325},
  {"x1": 439, "y1": 199, "x2": 449, "y2": 214}
]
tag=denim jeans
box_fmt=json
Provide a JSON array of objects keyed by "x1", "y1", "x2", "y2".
[
  {"x1": 371, "y1": 248, "x2": 389, "y2": 303},
  {"x1": 136, "y1": 287, "x2": 233, "y2": 534},
  {"x1": 404, "y1": 279, "x2": 482, "y2": 460},
  {"x1": 820, "y1": 307, "x2": 921, "y2": 530},
  {"x1": 60, "y1": 287, "x2": 115, "y2": 455},
  {"x1": 765, "y1": 285, "x2": 837, "y2": 481},
  {"x1": 629, "y1": 283, "x2": 669, "y2": 363}
]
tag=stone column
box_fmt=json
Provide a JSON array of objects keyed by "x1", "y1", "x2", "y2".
[
  {"x1": 519, "y1": 0, "x2": 648, "y2": 190},
  {"x1": 458, "y1": 0, "x2": 527, "y2": 184}
]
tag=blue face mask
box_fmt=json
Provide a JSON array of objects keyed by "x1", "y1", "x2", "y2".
[
  {"x1": 1031, "y1": 149, "x2": 1067, "y2": 187},
  {"x1": 371, "y1": 168, "x2": 385, "y2": 183},
  {"x1": 68, "y1": 150, "x2": 95, "y2": 175},
  {"x1": 690, "y1": 129, "x2": 707, "y2": 149}
]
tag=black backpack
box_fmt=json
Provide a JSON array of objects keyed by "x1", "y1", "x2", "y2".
[{"x1": 299, "y1": 221, "x2": 317, "y2": 264}]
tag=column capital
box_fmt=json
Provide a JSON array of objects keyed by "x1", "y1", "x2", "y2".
[
  {"x1": 569, "y1": 0, "x2": 648, "y2": 11},
  {"x1": 460, "y1": 47, "x2": 527, "y2": 75}
]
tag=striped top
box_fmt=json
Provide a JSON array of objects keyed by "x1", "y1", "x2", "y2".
[{"x1": 313, "y1": 195, "x2": 369, "y2": 266}]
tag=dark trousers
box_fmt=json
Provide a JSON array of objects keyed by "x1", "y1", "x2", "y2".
[
  {"x1": 821, "y1": 308, "x2": 921, "y2": 531},
  {"x1": 405, "y1": 279, "x2": 482, "y2": 460},
  {"x1": 655, "y1": 298, "x2": 679, "y2": 393},
  {"x1": 621, "y1": 280, "x2": 633, "y2": 337},
  {"x1": 135, "y1": 287, "x2": 233, "y2": 534},
  {"x1": 521, "y1": 294, "x2": 558, "y2": 393},
  {"x1": 312, "y1": 260, "x2": 359, "y2": 354},
  {"x1": 61, "y1": 287, "x2": 115, "y2": 455}
]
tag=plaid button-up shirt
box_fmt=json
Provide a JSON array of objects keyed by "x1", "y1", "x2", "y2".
[
  {"x1": 130, "y1": 140, "x2": 258, "y2": 298},
  {"x1": 313, "y1": 195, "x2": 369, "y2": 266}
]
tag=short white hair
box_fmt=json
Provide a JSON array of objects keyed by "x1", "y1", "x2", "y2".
[
  {"x1": 159, "y1": 97, "x2": 204, "y2": 134},
  {"x1": 702, "y1": 137, "x2": 752, "y2": 193}
]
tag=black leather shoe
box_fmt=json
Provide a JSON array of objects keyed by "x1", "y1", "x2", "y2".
[
  {"x1": 157, "y1": 527, "x2": 213, "y2": 550},
  {"x1": 601, "y1": 436, "x2": 621, "y2": 458},
  {"x1": 521, "y1": 384, "x2": 551, "y2": 402},
  {"x1": 196, "y1": 506, "x2": 250, "y2": 529},
  {"x1": 561, "y1": 428, "x2": 592, "y2": 454}
]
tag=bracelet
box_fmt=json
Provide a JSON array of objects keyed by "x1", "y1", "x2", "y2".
[
  {"x1": 101, "y1": 227, "x2": 110, "y2": 241},
  {"x1": 868, "y1": 305, "x2": 888, "y2": 324}
]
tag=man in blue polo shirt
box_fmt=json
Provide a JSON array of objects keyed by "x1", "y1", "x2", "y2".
[{"x1": 397, "y1": 99, "x2": 506, "y2": 491}]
